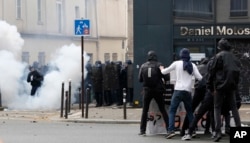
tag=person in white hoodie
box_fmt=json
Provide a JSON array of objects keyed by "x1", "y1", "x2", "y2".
[{"x1": 160, "y1": 48, "x2": 202, "y2": 139}]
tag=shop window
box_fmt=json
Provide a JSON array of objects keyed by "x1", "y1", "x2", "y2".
[
  {"x1": 230, "y1": 0, "x2": 247, "y2": 17},
  {"x1": 173, "y1": 0, "x2": 213, "y2": 19}
]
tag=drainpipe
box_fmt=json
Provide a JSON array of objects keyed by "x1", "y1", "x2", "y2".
[
  {"x1": 213, "y1": 0, "x2": 217, "y2": 53},
  {"x1": 94, "y1": 0, "x2": 100, "y2": 61}
]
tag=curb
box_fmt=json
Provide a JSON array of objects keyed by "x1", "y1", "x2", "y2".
[{"x1": 51, "y1": 118, "x2": 140, "y2": 124}]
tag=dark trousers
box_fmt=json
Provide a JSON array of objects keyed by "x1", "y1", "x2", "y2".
[
  {"x1": 31, "y1": 86, "x2": 40, "y2": 96},
  {"x1": 111, "y1": 89, "x2": 118, "y2": 105},
  {"x1": 104, "y1": 90, "x2": 112, "y2": 105},
  {"x1": 127, "y1": 88, "x2": 134, "y2": 103},
  {"x1": 95, "y1": 91, "x2": 103, "y2": 106},
  {"x1": 182, "y1": 87, "x2": 206, "y2": 132},
  {"x1": 140, "y1": 87, "x2": 169, "y2": 132},
  {"x1": 214, "y1": 90, "x2": 241, "y2": 134},
  {"x1": 188, "y1": 90, "x2": 214, "y2": 135}
]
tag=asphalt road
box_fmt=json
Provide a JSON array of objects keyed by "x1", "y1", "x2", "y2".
[{"x1": 0, "y1": 120, "x2": 229, "y2": 143}]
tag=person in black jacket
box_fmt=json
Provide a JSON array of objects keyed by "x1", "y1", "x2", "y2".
[
  {"x1": 207, "y1": 38, "x2": 241, "y2": 142},
  {"x1": 138, "y1": 50, "x2": 169, "y2": 136},
  {"x1": 92, "y1": 61, "x2": 103, "y2": 107},
  {"x1": 126, "y1": 60, "x2": 134, "y2": 107},
  {"x1": 27, "y1": 66, "x2": 43, "y2": 96},
  {"x1": 103, "y1": 61, "x2": 114, "y2": 106}
]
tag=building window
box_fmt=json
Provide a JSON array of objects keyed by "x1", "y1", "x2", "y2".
[
  {"x1": 75, "y1": 6, "x2": 80, "y2": 19},
  {"x1": 37, "y1": 0, "x2": 42, "y2": 23},
  {"x1": 104, "y1": 53, "x2": 110, "y2": 62},
  {"x1": 56, "y1": 0, "x2": 63, "y2": 33},
  {"x1": 22, "y1": 52, "x2": 29, "y2": 64},
  {"x1": 16, "y1": 0, "x2": 22, "y2": 19},
  {"x1": 38, "y1": 52, "x2": 45, "y2": 66},
  {"x1": 230, "y1": 0, "x2": 247, "y2": 17},
  {"x1": 87, "y1": 53, "x2": 93, "y2": 64},
  {"x1": 112, "y1": 53, "x2": 118, "y2": 62},
  {"x1": 173, "y1": 0, "x2": 213, "y2": 19}
]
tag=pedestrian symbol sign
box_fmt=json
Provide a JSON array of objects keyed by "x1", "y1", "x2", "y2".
[{"x1": 74, "y1": 19, "x2": 90, "y2": 36}]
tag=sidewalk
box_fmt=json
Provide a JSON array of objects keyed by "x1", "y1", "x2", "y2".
[{"x1": 0, "y1": 103, "x2": 250, "y2": 125}]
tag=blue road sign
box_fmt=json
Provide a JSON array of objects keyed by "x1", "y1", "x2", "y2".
[{"x1": 74, "y1": 19, "x2": 90, "y2": 36}]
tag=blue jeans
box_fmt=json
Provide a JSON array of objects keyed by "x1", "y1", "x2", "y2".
[{"x1": 168, "y1": 90, "x2": 193, "y2": 132}]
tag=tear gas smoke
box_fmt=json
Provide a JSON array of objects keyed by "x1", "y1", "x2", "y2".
[{"x1": 0, "y1": 20, "x2": 89, "y2": 110}]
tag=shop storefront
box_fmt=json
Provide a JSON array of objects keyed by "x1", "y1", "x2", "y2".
[{"x1": 174, "y1": 23, "x2": 250, "y2": 103}]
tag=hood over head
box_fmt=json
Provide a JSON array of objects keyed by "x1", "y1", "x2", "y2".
[
  {"x1": 147, "y1": 50, "x2": 158, "y2": 61},
  {"x1": 217, "y1": 38, "x2": 232, "y2": 51}
]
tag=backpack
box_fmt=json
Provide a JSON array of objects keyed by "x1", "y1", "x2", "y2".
[{"x1": 141, "y1": 61, "x2": 161, "y2": 88}]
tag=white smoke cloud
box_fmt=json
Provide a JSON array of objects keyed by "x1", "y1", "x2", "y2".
[
  {"x1": 0, "y1": 20, "x2": 89, "y2": 110},
  {"x1": 0, "y1": 20, "x2": 23, "y2": 57}
]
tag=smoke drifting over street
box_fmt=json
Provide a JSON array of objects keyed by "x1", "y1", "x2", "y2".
[{"x1": 0, "y1": 20, "x2": 89, "y2": 110}]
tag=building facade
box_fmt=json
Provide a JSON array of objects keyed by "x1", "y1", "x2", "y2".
[
  {"x1": 134, "y1": 0, "x2": 250, "y2": 106},
  {"x1": 0, "y1": 0, "x2": 129, "y2": 65}
]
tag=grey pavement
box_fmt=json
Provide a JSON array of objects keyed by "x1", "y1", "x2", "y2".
[{"x1": 0, "y1": 103, "x2": 250, "y2": 126}]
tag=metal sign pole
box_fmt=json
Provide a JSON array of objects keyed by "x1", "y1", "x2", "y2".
[{"x1": 81, "y1": 36, "x2": 85, "y2": 118}]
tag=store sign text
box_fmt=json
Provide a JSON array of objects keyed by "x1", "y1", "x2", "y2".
[{"x1": 180, "y1": 26, "x2": 250, "y2": 36}]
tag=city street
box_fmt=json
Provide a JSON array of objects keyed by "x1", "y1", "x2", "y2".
[{"x1": 0, "y1": 120, "x2": 229, "y2": 143}]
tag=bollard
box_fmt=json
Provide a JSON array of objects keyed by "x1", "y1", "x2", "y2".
[
  {"x1": 78, "y1": 88, "x2": 81, "y2": 109},
  {"x1": 68, "y1": 80, "x2": 71, "y2": 113},
  {"x1": 65, "y1": 91, "x2": 68, "y2": 119},
  {"x1": 85, "y1": 88, "x2": 90, "y2": 119},
  {"x1": 60, "y1": 82, "x2": 65, "y2": 118},
  {"x1": 123, "y1": 88, "x2": 127, "y2": 119}
]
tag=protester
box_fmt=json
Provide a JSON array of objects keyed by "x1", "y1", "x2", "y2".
[
  {"x1": 27, "y1": 66, "x2": 43, "y2": 96},
  {"x1": 207, "y1": 38, "x2": 241, "y2": 142},
  {"x1": 126, "y1": 60, "x2": 134, "y2": 107},
  {"x1": 182, "y1": 58, "x2": 216, "y2": 141},
  {"x1": 138, "y1": 50, "x2": 169, "y2": 136},
  {"x1": 103, "y1": 61, "x2": 113, "y2": 106},
  {"x1": 181, "y1": 57, "x2": 210, "y2": 136},
  {"x1": 160, "y1": 48, "x2": 202, "y2": 139},
  {"x1": 92, "y1": 61, "x2": 103, "y2": 107}
]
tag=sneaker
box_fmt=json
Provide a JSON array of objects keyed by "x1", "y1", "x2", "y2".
[
  {"x1": 181, "y1": 134, "x2": 191, "y2": 141},
  {"x1": 213, "y1": 132, "x2": 222, "y2": 142},
  {"x1": 138, "y1": 132, "x2": 146, "y2": 136},
  {"x1": 165, "y1": 131, "x2": 176, "y2": 139},
  {"x1": 211, "y1": 132, "x2": 216, "y2": 139}
]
